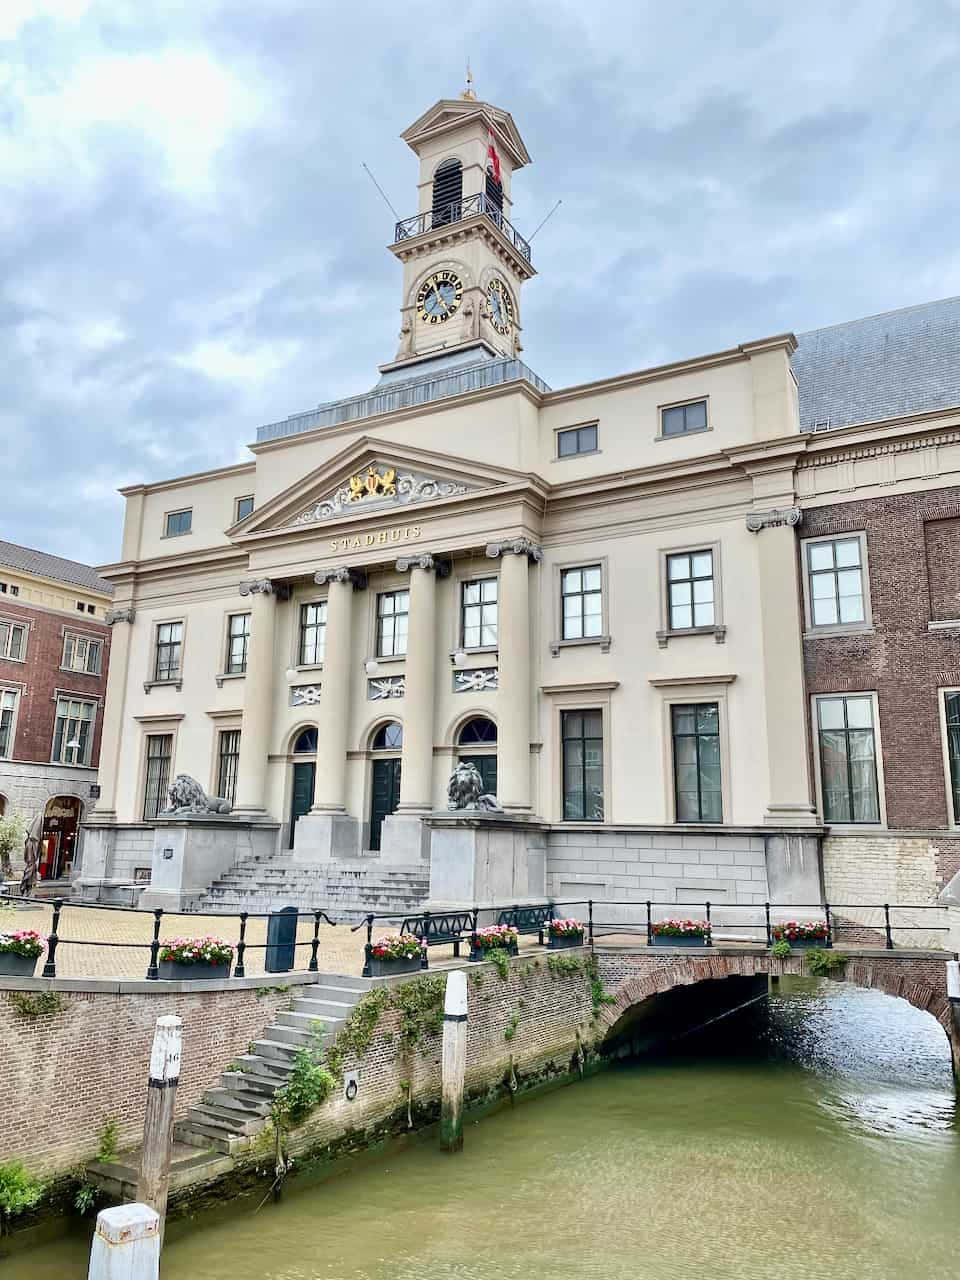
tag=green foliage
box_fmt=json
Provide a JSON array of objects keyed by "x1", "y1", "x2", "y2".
[
  {"x1": 586, "y1": 957, "x2": 615, "y2": 1016},
  {"x1": 547, "y1": 952, "x2": 584, "y2": 978},
  {"x1": 272, "y1": 1023, "x2": 334, "y2": 1128},
  {"x1": 0, "y1": 1161, "x2": 44, "y2": 1226},
  {"x1": 325, "y1": 987, "x2": 388, "y2": 1077},
  {"x1": 8, "y1": 991, "x2": 64, "y2": 1017},
  {"x1": 806, "y1": 948, "x2": 848, "y2": 977},
  {"x1": 96, "y1": 1118, "x2": 119, "y2": 1164},
  {"x1": 0, "y1": 812, "x2": 27, "y2": 880},
  {"x1": 389, "y1": 975, "x2": 445, "y2": 1046},
  {"x1": 255, "y1": 984, "x2": 290, "y2": 998},
  {"x1": 469, "y1": 971, "x2": 484, "y2": 987},
  {"x1": 486, "y1": 946, "x2": 511, "y2": 980},
  {"x1": 504, "y1": 1013, "x2": 520, "y2": 1042},
  {"x1": 69, "y1": 1163, "x2": 99, "y2": 1216},
  {"x1": 771, "y1": 939, "x2": 792, "y2": 959}
]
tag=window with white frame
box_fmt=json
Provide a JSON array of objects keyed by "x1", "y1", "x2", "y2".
[
  {"x1": 52, "y1": 696, "x2": 96, "y2": 765},
  {"x1": 671, "y1": 702, "x2": 722, "y2": 822},
  {"x1": 666, "y1": 550, "x2": 715, "y2": 630},
  {"x1": 153, "y1": 622, "x2": 183, "y2": 682},
  {"x1": 216, "y1": 729, "x2": 241, "y2": 806},
  {"x1": 815, "y1": 694, "x2": 880, "y2": 823},
  {"x1": 561, "y1": 709, "x2": 604, "y2": 821},
  {"x1": 0, "y1": 619, "x2": 27, "y2": 661},
  {"x1": 164, "y1": 508, "x2": 192, "y2": 537},
  {"x1": 235, "y1": 495, "x2": 254, "y2": 522},
  {"x1": 804, "y1": 536, "x2": 868, "y2": 629},
  {"x1": 143, "y1": 734, "x2": 173, "y2": 819},
  {"x1": 298, "y1": 602, "x2": 326, "y2": 666},
  {"x1": 561, "y1": 566, "x2": 603, "y2": 640},
  {"x1": 225, "y1": 613, "x2": 250, "y2": 674},
  {"x1": 0, "y1": 689, "x2": 19, "y2": 758},
  {"x1": 377, "y1": 591, "x2": 409, "y2": 658},
  {"x1": 62, "y1": 633, "x2": 102, "y2": 675},
  {"x1": 461, "y1": 578, "x2": 498, "y2": 648}
]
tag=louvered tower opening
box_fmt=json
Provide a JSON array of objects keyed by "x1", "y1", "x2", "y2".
[
  {"x1": 485, "y1": 168, "x2": 504, "y2": 226},
  {"x1": 432, "y1": 159, "x2": 463, "y2": 227}
]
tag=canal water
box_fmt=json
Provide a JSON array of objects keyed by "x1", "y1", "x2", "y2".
[{"x1": 8, "y1": 977, "x2": 959, "y2": 1280}]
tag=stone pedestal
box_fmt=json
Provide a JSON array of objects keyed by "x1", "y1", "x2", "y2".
[
  {"x1": 425, "y1": 812, "x2": 548, "y2": 909},
  {"x1": 292, "y1": 812, "x2": 361, "y2": 861},
  {"x1": 138, "y1": 817, "x2": 280, "y2": 911},
  {"x1": 380, "y1": 812, "x2": 431, "y2": 864}
]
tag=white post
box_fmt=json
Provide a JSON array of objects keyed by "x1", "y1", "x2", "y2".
[
  {"x1": 136, "y1": 1015, "x2": 182, "y2": 1244},
  {"x1": 439, "y1": 969, "x2": 468, "y2": 1152},
  {"x1": 87, "y1": 1204, "x2": 160, "y2": 1280}
]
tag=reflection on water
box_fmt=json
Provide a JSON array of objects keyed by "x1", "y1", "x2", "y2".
[{"x1": 6, "y1": 977, "x2": 959, "y2": 1280}]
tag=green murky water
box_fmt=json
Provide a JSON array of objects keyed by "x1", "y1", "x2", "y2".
[{"x1": 6, "y1": 978, "x2": 959, "y2": 1280}]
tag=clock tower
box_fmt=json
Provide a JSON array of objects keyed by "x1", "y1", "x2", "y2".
[{"x1": 383, "y1": 89, "x2": 535, "y2": 371}]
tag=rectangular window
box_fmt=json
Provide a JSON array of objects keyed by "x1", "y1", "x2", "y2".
[
  {"x1": 216, "y1": 729, "x2": 241, "y2": 806},
  {"x1": 666, "y1": 550, "x2": 715, "y2": 630},
  {"x1": 806, "y1": 537, "x2": 866, "y2": 628},
  {"x1": 226, "y1": 613, "x2": 251, "y2": 674},
  {"x1": 557, "y1": 423, "x2": 598, "y2": 457},
  {"x1": 143, "y1": 734, "x2": 173, "y2": 820},
  {"x1": 86, "y1": 603, "x2": 94, "y2": 614},
  {"x1": 660, "y1": 399, "x2": 708, "y2": 437},
  {"x1": 76, "y1": 601, "x2": 85, "y2": 612},
  {"x1": 52, "y1": 697, "x2": 96, "y2": 765},
  {"x1": 0, "y1": 620, "x2": 27, "y2": 661},
  {"x1": 235, "y1": 495, "x2": 254, "y2": 522},
  {"x1": 62, "y1": 634, "x2": 102, "y2": 675},
  {"x1": 164, "y1": 508, "x2": 192, "y2": 537},
  {"x1": 561, "y1": 710, "x2": 604, "y2": 821},
  {"x1": 0, "y1": 689, "x2": 19, "y2": 758},
  {"x1": 461, "y1": 577, "x2": 498, "y2": 648},
  {"x1": 945, "y1": 693, "x2": 960, "y2": 824},
  {"x1": 298, "y1": 602, "x2": 327, "y2": 666},
  {"x1": 377, "y1": 590, "x2": 409, "y2": 658},
  {"x1": 671, "y1": 703, "x2": 723, "y2": 822},
  {"x1": 816, "y1": 695, "x2": 880, "y2": 823},
  {"x1": 154, "y1": 622, "x2": 183, "y2": 682},
  {"x1": 561, "y1": 566, "x2": 603, "y2": 640}
]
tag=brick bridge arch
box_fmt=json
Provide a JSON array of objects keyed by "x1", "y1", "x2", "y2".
[{"x1": 594, "y1": 951, "x2": 958, "y2": 1071}]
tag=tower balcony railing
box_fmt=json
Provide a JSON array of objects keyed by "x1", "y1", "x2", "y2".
[{"x1": 393, "y1": 192, "x2": 532, "y2": 265}]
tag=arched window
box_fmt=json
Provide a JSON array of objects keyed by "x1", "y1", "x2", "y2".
[
  {"x1": 484, "y1": 167, "x2": 503, "y2": 227},
  {"x1": 458, "y1": 717, "x2": 497, "y2": 746},
  {"x1": 372, "y1": 722, "x2": 403, "y2": 751},
  {"x1": 432, "y1": 158, "x2": 462, "y2": 227},
  {"x1": 293, "y1": 728, "x2": 318, "y2": 754}
]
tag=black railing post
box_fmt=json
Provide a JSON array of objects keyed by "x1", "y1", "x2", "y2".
[
  {"x1": 646, "y1": 900, "x2": 652, "y2": 946},
  {"x1": 588, "y1": 899, "x2": 594, "y2": 945},
  {"x1": 824, "y1": 902, "x2": 833, "y2": 946},
  {"x1": 41, "y1": 899, "x2": 63, "y2": 978},
  {"x1": 705, "y1": 901, "x2": 712, "y2": 946},
  {"x1": 883, "y1": 903, "x2": 894, "y2": 950},
  {"x1": 361, "y1": 913, "x2": 374, "y2": 978},
  {"x1": 764, "y1": 902, "x2": 772, "y2": 947},
  {"x1": 234, "y1": 912, "x2": 248, "y2": 978},
  {"x1": 146, "y1": 908, "x2": 163, "y2": 980},
  {"x1": 471, "y1": 907, "x2": 479, "y2": 945},
  {"x1": 420, "y1": 911, "x2": 431, "y2": 969},
  {"x1": 309, "y1": 910, "x2": 322, "y2": 973}
]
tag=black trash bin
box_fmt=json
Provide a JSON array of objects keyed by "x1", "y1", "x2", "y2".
[{"x1": 266, "y1": 905, "x2": 298, "y2": 973}]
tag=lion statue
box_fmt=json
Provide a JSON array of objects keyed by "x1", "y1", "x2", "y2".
[
  {"x1": 162, "y1": 774, "x2": 232, "y2": 816},
  {"x1": 446, "y1": 761, "x2": 502, "y2": 812}
]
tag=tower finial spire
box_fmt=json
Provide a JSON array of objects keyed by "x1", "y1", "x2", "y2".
[{"x1": 461, "y1": 61, "x2": 476, "y2": 100}]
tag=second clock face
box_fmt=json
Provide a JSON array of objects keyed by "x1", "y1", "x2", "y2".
[
  {"x1": 487, "y1": 278, "x2": 515, "y2": 334},
  {"x1": 417, "y1": 271, "x2": 463, "y2": 324}
]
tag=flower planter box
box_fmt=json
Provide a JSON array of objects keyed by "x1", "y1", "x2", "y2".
[
  {"x1": 773, "y1": 937, "x2": 831, "y2": 950},
  {"x1": 158, "y1": 960, "x2": 231, "y2": 981},
  {"x1": 0, "y1": 952, "x2": 39, "y2": 976},
  {"x1": 650, "y1": 935, "x2": 711, "y2": 948},
  {"x1": 547, "y1": 934, "x2": 585, "y2": 949},
  {"x1": 470, "y1": 940, "x2": 519, "y2": 963},
  {"x1": 367, "y1": 954, "x2": 422, "y2": 978}
]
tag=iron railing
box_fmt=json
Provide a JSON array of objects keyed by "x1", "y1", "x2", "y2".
[{"x1": 393, "y1": 192, "x2": 532, "y2": 264}]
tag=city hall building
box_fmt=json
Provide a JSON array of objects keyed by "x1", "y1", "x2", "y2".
[{"x1": 80, "y1": 92, "x2": 960, "y2": 919}]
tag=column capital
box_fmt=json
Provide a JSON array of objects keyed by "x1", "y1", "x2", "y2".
[
  {"x1": 395, "y1": 553, "x2": 451, "y2": 577},
  {"x1": 485, "y1": 538, "x2": 543, "y2": 562},
  {"x1": 314, "y1": 567, "x2": 367, "y2": 589},
  {"x1": 104, "y1": 606, "x2": 135, "y2": 626},
  {"x1": 239, "y1": 578, "x2": 291, "y2": 600},
  {"x1": 745, "y1": 506, "x2": 802, "y2": 534}
]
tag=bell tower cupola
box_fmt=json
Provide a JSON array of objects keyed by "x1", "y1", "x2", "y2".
[{"x1": 385, "y1": 88, "x2": 535, "y2": 370}]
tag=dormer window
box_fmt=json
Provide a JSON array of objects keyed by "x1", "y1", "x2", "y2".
[{"x1": 432, "y1": 158, "x2": 462, "y2": 227}]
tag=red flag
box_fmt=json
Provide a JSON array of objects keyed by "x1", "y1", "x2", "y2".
[{"x1": 486, "y1": 126, "x2": 502, "y2": 185}]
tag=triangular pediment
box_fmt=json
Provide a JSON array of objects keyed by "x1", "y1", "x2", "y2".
[
  {"x1": 233, "y1": 437, "x2": 533, "y2": 539},
  {"x1": 401, "y1": 99, "x2": 530, "y2": 169}
]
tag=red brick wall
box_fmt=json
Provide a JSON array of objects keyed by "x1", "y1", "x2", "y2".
[
  {"x1": 802, "y1": 486, "x2": 960, "y2": 830},
  {"x1": 0, "y1": 602, "x2": 110, "y2": 766}
]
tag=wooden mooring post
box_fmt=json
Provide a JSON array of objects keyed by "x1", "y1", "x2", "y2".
[
  {"x1": 87, "y1": 1204, "x2": 160, "y2": 1280},
  {"x1": 439, "y1": 969, "x2": 468, "y2": 1152},
  {"x1": 136, "y1": 1014, "x2": 182, "y2": 1245}
]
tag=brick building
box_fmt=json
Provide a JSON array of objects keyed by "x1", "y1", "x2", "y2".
[{"x1": 0, "y1": 540, "x2": 113, "y2": 882}]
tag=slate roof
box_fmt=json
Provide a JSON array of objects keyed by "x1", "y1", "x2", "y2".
[
  {"x1": 793, "y1": 296, "x2": 960, "y2": 432},
  {"x1": 0, "y1": 540, "x2": 114, "y2": 596}
]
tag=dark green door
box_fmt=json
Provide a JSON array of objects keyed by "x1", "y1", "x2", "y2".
[
  {"x1": 370, "y1": 758, "x2": 401, "y2": 851},
  {"x1": 290, "y1": 762, "x2": 315, "y2": 848},
  {"x1": 460, "y1": 754, "x2": 498, "y2": 796}
]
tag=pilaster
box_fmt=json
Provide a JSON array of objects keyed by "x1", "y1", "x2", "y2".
[
  {"x1": 233, "y1": 580, "x2": 281, "y2": 814},
  {"x1": 486, "y1": 538, "x2": 540, "y2": 810}
]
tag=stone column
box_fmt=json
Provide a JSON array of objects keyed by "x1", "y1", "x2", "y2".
[
  {"x1": 233, "y1": 579, "x2": 280, "y2": 814},
  {"x1": 486, "y1": 538, "x2": 541, "y2": 811},
  {"x1": 380, "y1": 554, "x2": 445, "y2": 862},
  {"x1": 294, "y1": 568, "x2": 363, "y2": 860}
]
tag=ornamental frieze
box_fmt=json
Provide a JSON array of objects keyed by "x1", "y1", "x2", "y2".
[
  {"x1": 368, "y1": 675, "x2": 405, "y2": 700},
  {"x1": 291, "y1": 465, "x2": 469, "y2": 526},
  {"x1": 453, "y1": 667, "x2": 498, "y2": 693}
]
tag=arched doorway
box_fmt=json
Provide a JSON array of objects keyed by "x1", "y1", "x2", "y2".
[
  {"x1": 289, "y1": 727, "x2": 318, "y2": 848},
  {"x1": 39, "y1": 795, "x2": 84, "y2": 880},
  {"x1": 369, "y1": 722, "x2": 402, "y2": 852},
  {"x1": 457, "y1": 716, "x2": 498, "y2": 796}
]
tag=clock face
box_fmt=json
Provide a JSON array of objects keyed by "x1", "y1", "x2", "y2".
[
  {"x1": 416, "y1": 270, "x2": 463, "y2": 324},
  {"x1": 486, "y1": 278, "x2": 515, "y2": 334}
]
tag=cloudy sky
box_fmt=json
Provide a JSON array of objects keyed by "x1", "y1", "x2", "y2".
[{"x1": 3, "y1": 1, "x2": 959, "y2": 566}]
